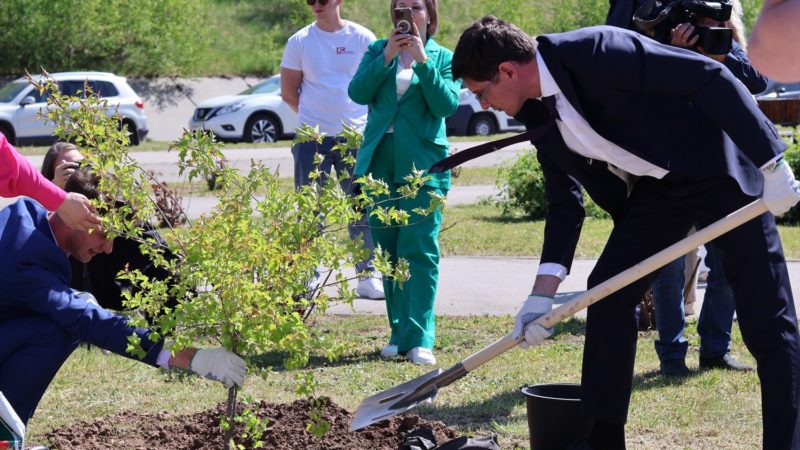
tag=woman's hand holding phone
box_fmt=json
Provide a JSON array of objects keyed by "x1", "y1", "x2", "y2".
[{"x1": 383, "y1": 23, "x2": 426, "y2": 66}]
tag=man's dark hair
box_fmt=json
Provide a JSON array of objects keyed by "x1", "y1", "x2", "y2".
[
  {"x1": 63, "y1": 167, "x2": 102, "y2": 200},
  {"x1": 64, "y1": 168, "x2": 128, "y2": 214},
  {"x1": 452, "y1": 16, "x2": 537, "y2": 82}
]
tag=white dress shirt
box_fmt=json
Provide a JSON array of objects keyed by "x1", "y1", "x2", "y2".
[{"x1": 534, "y1": 51, "x2": 669, "y2": 281}]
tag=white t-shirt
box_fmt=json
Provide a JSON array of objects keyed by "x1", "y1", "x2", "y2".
[{"x1": 281, "y1": 21, "x2": 375, "y2": 135}]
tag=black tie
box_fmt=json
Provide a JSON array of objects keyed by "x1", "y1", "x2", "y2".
[
  {"x1": 428, "y1": 96, "x2": 561, "y2": 174},
  {"x1": 541, "y1": 95, "x2": 560, "y2": 121}
]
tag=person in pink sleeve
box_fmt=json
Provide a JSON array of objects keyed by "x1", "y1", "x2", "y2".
[{"x1": 0, "y1": 132, "x2": 99, "y2": 231}]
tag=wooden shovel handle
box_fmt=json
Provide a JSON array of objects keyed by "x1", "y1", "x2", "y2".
[{"x1": 461, "y1": 199, "x2": 769, "y2": 372}]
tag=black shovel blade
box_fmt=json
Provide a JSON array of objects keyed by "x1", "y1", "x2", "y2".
[{"x1": 350, "y1": 367, "x2": 443, "y2": 431}]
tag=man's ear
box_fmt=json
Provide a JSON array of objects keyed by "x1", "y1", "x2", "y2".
[{"x1": 498, "y1": 61, "x2": 517, "y2": 80}]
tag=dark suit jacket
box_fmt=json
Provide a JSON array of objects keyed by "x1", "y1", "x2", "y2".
[
  {"x1": 0, "y1": 198, "x2": 163, "y2": 366},
  {"x1": 514, "y1": 26, "x2": 786, "y2": 272}
]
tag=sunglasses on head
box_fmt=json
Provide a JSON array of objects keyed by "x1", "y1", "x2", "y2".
[{"x1": 306, "y1": 0, "x2": 329, "y2": 5}]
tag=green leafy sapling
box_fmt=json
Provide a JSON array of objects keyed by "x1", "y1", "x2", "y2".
[{"x1": 28, "y1": 72, "x2": 442, "y2": 447}]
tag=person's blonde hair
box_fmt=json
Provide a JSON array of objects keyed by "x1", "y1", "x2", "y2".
[
  {"x1": 728, "y1": 0, "x2": 747, "y2": 51},
  {"x1": 390, "y1": 0, "x2": 439, "y2": 37}
]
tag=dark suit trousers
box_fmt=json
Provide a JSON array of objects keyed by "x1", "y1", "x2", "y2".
[
  {"x1": 0, "y1": 315, "x2": 79, "y2": 424},
  {"x1": 581, "y1": 174, "x2": 800, "y2": 449}
]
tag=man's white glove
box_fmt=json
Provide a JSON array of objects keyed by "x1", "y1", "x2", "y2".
[
  {"x1": 513, "y1": 295, "x2": 554, "y2": 349},
  {"x1": 761, "y1": 157, "x2": 800, "y2": 217},
  {"x1": 190, "y1": 348, "x2": 246, "y2": 388}
]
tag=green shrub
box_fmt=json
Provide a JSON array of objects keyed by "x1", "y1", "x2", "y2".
[
  {"x1": 496, "y1": 149, "x2": 547, "y2": 219},
  {"x1": 777, "y1": 130, "x2": 800, "y2": 225},
  {"x1": 496, "y1": 148, "x2": 610, "y2": 220}
]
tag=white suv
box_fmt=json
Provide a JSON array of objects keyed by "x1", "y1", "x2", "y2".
[
  {"x1": 445, "y1": 88, "x2": 525, "y2": 136},
  {"x1": 0, "y1": 72, "x2": 149, "y2": 145},
  {"x1": 188, "y1": 75, "x2": 298, "y2": 143}
]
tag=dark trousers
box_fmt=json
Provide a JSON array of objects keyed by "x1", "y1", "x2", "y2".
[
  {"x1": 580, "y1": 174, "x2": 800, "y2": 449},
  {"x1": 0, "y1": 316, "x2": 78, "y2": 424}
]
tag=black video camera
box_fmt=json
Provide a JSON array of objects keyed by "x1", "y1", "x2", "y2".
[{"x1": 633, "y1": 0, "x2": 734, "y2": 55}]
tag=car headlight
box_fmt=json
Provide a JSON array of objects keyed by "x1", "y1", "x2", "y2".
[{"x1": 216, "y1": 102, "x2": 245, "y2": 116}]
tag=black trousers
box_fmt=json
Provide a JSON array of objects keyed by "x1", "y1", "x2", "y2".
[{"x1": 580, "y1": 174, "x2": 800, "y2": 449}]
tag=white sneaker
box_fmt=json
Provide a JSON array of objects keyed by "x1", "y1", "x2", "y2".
[
  {"x1": 406, "y1": 347, "x2": 436, "y2": 365},
  {"x1": 380, "y1": 344, "x2": 398, "y2": 358},
  {"x1": 356, "y1": 277, "x2": 385, "y2": 299}
]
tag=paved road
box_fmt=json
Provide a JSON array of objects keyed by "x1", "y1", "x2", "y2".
[{"x1": 325, "y1": 256, "x2": 800, "y2": 321}]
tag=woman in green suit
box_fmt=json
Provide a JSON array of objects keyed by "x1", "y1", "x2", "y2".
[{"x1": 348, "y1": 0, "x2": 459, "y2": 365}]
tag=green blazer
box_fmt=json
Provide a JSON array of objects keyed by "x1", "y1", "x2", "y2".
[{"x1": 348, "y1": 37, "x2": 460, "y2": 189}]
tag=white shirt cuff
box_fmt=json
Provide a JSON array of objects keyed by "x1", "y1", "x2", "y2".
[
  {"x1": 760, "y1": 154, "x2": 783, "y2": 171},
  {"x1": 156, "y1": 348, "x2": 172, "y2": 369},
  {"x1": 537, "y1": 263, "x2": 568, "y2": 282}
]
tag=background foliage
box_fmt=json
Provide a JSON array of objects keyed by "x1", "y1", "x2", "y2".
[
  {"x1": 0, "y1": 0, "x2": 764, "y2": 77},
  {"x1": 0, "y1": 0, "x2": 202, "y2": 77}
]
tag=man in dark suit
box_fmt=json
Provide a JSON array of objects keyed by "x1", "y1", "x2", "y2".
[
  {"x1": 0, "y1": 169, "x2": 245, "y2": 425},
  {"x1": 452, "y1": 16, "x2": 800, "y2": 449}
]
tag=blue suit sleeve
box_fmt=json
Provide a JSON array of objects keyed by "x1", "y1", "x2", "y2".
[{"x1": 9, "y1": 240, "x2": 164, "y2": 367}]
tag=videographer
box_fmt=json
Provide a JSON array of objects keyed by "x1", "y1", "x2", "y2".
[{"x1": 666, "y1": 2, "x2": 766, "y2": 94}]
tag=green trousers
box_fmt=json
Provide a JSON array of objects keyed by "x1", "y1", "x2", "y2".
[{"x1": 367, "y1": 134, "x2": 446, "y2": 352}]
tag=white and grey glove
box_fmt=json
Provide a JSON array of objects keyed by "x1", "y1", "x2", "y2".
[
  {"x1": 761, "y1": 157, "x2": 800, "y2": 217},
  {"x1": 513, "y1": 295, "x2": 554, "y2": 349},
  {"x1": 190, "y1": 348, "x2": 246, "y2": 388}
]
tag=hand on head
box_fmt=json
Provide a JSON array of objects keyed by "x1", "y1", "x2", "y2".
[{"x1": 56, "y1": 192, "x2": 101, "y2": 232}]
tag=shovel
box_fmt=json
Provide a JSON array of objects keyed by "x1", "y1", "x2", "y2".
[{"x1": 350, "y1": 199, "x2": 769, "y2": 431}]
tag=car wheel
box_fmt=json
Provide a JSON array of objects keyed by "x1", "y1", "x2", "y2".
[
  {"x1": 0, "y1": 123, "x2": 15, "y2": 144},
  {"x1": 121, "y1": 119, "x2": 140, "y2": 146},
  {"x1": 468, "y1": 114, "x2": 497, "y2": 136},
  {"x1": 245, "y1": 113, "x2": 281, "y2": 143}
]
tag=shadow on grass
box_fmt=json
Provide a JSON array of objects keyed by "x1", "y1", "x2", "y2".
[
  {"x1": 414, "y1": 389, "x2": 526, "y2": 430},
  {"x1": 248, "y1": 349, "x2": 383, "y2": 372},
  {"x1": 632, "y1": 366, "x2": 705, "y2": 392}
]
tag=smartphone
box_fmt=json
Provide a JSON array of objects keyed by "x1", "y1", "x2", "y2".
[{"x1": 394, "y1": 7, "x2": 414, "y2": 35}]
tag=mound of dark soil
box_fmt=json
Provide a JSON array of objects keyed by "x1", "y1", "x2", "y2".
[{"x1": 45, "y1": 397, "x2": 458, "y2": 449}]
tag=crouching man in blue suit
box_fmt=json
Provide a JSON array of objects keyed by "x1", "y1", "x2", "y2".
[
  {"x1": 452, "y1": 17, "x2": 800, "y2": 449},
  {"x1": 0, "y1": 169, "x2": 246, "y2": 425}
]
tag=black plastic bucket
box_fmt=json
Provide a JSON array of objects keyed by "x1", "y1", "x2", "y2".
[{"x1": 521, "y1": 383, "x2": 594, "y2": 450}]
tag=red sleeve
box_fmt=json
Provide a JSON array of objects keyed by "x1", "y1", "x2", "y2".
[{"x1": 0, "y1": 132, "x2": 66, "y2": 210}]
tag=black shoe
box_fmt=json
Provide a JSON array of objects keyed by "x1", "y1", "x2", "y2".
[
  {"x1": 660, "y1": 359, "x2": 691, "y2": 377},
  {"x1": 699, "y1": 353, "x2": 754, "y2": 372}
]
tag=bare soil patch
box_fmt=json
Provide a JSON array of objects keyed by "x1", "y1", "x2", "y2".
[{"x1": 45, "y1": 397, "x2": 458, "y2": 449}]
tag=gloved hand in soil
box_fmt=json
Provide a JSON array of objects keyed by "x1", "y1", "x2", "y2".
[
  {"x1": 513, "y1": 295, "x2": 554, "y2": 349},
  {"x1": 190, "y1": 348, "x2": 246, "y2": 388},
  {"x1": 761, "y1": 156, "x2": 800, "y2": 216}
]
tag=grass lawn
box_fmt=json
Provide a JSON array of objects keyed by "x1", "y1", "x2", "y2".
[
  {"x1": 28, "y1": 315, "x2": 761, "y2": 449},
  {"x1": 440, "y1": 202, "x2": 800, "y2": 260}
]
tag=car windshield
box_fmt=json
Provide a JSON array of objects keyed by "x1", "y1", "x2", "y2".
[
  {"x1": 0, "y1": 81, "x2": 28, "y2": 103},
  {"x1": 240, "y1": 78, "x2": 280, "y2": 95}
]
